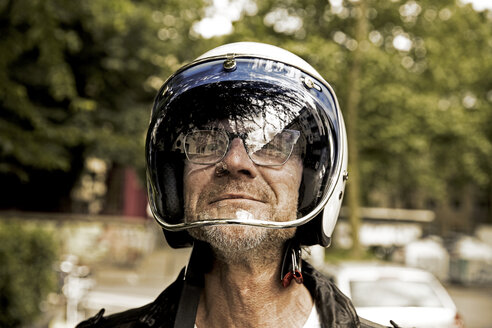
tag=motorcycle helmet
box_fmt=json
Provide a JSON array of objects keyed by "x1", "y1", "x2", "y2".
[{"x1": 146, "y1": 42, "x2": 348, "y2": 248}]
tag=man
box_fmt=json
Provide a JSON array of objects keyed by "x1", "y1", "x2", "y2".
[{"x1": 77, "y1": 42, "x2": 391, "y2": 328}]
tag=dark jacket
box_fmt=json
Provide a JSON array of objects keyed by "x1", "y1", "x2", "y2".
[{"x1": 76, "y1": 262, "x2": 391, "y2": 328}]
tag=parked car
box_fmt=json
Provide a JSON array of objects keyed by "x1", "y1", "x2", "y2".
[{"x1": 321, "y1": 263, "x2": 465, "y2": 328}]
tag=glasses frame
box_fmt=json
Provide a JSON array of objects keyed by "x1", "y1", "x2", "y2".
[{"x1": 183, "y1": 129, "x2": 301, "y2": 167}]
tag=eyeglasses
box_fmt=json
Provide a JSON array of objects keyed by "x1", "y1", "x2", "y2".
[{"x1": 184, "y1": 129, "x2": 301, "y2": 166}]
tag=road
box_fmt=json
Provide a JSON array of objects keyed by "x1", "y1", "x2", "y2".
[{"x1": 445, "y1": 283, "x2": 492, "y2": 328}]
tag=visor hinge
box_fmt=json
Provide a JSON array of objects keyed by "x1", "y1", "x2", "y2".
[
  {"x1": 223, "y1": 54, "x2": 237, "y2": 71},
  {"x1": 302, "y1": 77, "x2": 321, "y2": 91},
  {"x1": 343, "y1": 170, "x2": 349, "y2": 181}
]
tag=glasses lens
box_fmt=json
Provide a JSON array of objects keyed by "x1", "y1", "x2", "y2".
[
  {"x1": 249, "y1": 130, "x2": 300, "y2": 166},
  {"x1": 185, "y1": 130, "x2": 228, "y2": 164}
]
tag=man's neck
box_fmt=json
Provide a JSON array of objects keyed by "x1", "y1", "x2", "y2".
[{"x1": 195, "y1": 253, "x2": 313, "y2": 328}]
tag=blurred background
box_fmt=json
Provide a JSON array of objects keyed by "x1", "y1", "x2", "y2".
[{"x1": 1, "y1": 0, "x2": 491, "y2": 327}]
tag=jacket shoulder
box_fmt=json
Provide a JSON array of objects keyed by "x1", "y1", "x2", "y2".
[
  {"x1": 75, "y1": 304, "x2": 153, "y2": 328},
  {"x1": 360, "y1": 317, "x2": 394, "y2": 328},
  {"x1": 76, "y1": 269, "x2": 185, "y2": 328}
]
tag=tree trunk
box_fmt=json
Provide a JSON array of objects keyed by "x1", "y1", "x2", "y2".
[{"x1": 346, "y1": 0, "x2": 368, "y2": 258}]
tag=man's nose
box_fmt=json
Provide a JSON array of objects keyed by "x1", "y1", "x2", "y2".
[{"x1": 221, "y1": 138, "x2": 257, "y2": 178}]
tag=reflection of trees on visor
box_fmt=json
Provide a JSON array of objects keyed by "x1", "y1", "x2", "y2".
[
  {"x1": 155, "y1": 80, "x2": 314, "y2": 155},
  {"x1": 171, "y1": 81, "x2": 303, "y2": 132}
]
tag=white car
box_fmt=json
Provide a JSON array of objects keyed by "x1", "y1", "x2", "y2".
[{"x1": 322, "y1": 263, "x2": 465, "y2": 328}]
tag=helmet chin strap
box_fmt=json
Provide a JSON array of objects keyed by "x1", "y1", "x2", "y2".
[
  {"x1": 281, "y1": 239, "x2": 303, "y2": 288},
  {"x1": 174, "y1": 241, "x2": 211, "y2": 328}
]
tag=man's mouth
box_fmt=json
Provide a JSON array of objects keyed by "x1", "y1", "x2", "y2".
[{"x1": 209, "y1": 193, "x2": 264, "y2": 204}]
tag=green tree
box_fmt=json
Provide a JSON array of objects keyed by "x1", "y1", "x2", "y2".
[
  {"x1": 0, "y1": 0, "x2": 208, "y2": 211},
  {"x1": 222, "y1": 0, "x2": 492, "y2": 237},
  {"x1": 0, "y1": 221, "x2": 58, "y2": 327}
]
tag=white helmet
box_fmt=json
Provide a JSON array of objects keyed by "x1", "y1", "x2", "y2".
[{"x1": 146, "y1": 42, "x2": 348, "y2": 248}]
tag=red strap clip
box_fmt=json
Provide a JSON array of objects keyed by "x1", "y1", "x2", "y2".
[{"x1": 282, "y1": 270, "x2": 303, "y2": 288}]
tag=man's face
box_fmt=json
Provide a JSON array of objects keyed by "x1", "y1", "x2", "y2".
[{"x1": 183, "y1": 130, "x2": 303, "y2": 259}]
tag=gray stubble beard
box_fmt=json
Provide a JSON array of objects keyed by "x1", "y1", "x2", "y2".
[{"x1": 188, "y1": 224, "x2": 296, "y2": 265}]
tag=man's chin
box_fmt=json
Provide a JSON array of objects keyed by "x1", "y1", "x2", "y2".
[
  {"x1": 189, "y1": 224, "x2": 267, "y2": 250},
  {"x1": 188, "y1": 224, "x2": 294, "y2": 263}
]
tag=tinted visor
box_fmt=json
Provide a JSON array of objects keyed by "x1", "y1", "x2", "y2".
[{"x1": 146, "y1": 58, "x2": 342, "y2": 230}]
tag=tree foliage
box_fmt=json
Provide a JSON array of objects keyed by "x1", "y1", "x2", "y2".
[
  {"x1": 0, "y1": 0, "x2": 208, "y2": 210},
  {"x1": 221, "y1": 0, "x2": 492, "y2": 210},
  {"x1": 0, "y1": 221, "x2": 58, "y2": 327},
  {"x1": 1, "y1": 0, "x2": 491, "y2": 221}
]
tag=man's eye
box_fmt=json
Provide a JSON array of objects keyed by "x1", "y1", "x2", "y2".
[{"x1": 205, "y1": 143, "x2": 219, "y2": 152}]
